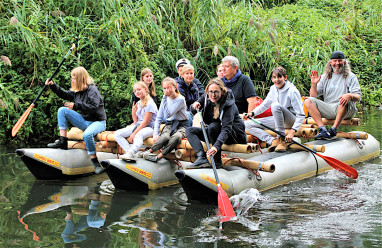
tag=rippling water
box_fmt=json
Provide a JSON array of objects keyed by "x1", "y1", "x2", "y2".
[{"x1": 1, "y1": 110, "x2": 381, "y2": 247}]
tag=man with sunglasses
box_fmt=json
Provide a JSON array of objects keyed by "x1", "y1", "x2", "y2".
[{"x1": 304, "y1": 51, "x2": 361, "y2": 140}]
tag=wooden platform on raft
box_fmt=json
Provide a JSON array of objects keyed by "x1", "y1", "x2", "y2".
[{"x1": 67, "y1": 127, "x2": 259, "y2": 154}]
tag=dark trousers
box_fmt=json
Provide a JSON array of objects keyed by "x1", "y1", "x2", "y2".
[{"x1": 186, "y1": 122, "x2": 225, "y2": 165}]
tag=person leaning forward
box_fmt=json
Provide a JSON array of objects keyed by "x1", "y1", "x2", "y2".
[
  {"x1": 221, "y1": 56, "x2": 257, "y2": 114},
  {"x1": 186, "y1": 78, "x2": 247, "y2": 169},
  {"x1": 304, "y1": 51, "x2": 361, "y2": 140}
]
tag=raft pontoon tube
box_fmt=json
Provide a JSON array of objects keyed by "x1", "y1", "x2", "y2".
[
  {"x1": 16, "y1": 148, "x2": 118, "y2": 180},
  {"x1": 175, "y1": 132, "x2": 380, "y2": 203}
]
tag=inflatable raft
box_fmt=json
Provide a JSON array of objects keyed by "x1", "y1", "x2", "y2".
[
  {"x1": 175, "y1": 132, "x2": 380, "y2": 203},
  {"x1": 16, "y1": 148, "x2": 118, "y2": 180}
]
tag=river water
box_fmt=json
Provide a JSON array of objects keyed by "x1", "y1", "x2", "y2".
[{"x1": 1, "y1": 110, "x2": 381, "y2": 247}]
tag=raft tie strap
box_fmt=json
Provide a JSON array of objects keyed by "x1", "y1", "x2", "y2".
[
  {"x1": 223, "y1": 157, "x2": 262, "y2": 181},
  {"x1": 251, "y1": 135, "x2": 263, "y2": 154},
  {"x1": 338, "y1": 131, "x2": 363, "y2": 149}
]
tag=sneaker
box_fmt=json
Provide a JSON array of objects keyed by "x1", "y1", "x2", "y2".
[
  {"x1": 268, "y1": 138, "x2": 280, "y2": 152},
  {"x1": 315, "y1": 130, "x2": 332, "y2": 140},
  {"x1": 120, "y1": 150, "x2": 137, "y2": 161},
  {"x1": 275, "y1": 138, "x2": 287, "y2": 152},
  {"x1": 136, "y1": 150, "x2": 150, "y2": 158},
  {"x1": 143, "y1": 153, "x2": 158, "y2": 163},
  {"x1": 328, "y1": 127, "x2": 337, "y2": 139}
]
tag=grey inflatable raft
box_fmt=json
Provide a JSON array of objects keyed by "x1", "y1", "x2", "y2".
[
  {"x1": 16, "y1": 148, "x2": 118, "y2": 180},
  {"x1": 175, "y1": 132, "x2": 380, "y2": 203},
  {"x1": 101, "y1": 158, "x2": 191, "y2": 191}
]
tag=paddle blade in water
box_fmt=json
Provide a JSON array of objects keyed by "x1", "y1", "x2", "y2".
[
  {"x1": 12, "y1": 104, "x2": 34, "y2": 137},
  {"x1": 316, "y1": 153, "x2": 358, "y2": 179},
  {"x1": 217, "y1": 184, "x2": 236, "y2": 219}
]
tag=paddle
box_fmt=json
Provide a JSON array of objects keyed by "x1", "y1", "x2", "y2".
[
  {"x1": 247, "y1": 116, "x2": 358, "y2": 179},
  {"x1": 197, "y1": 110, "x2": 236, "y2": 219},
  {"x1": 12, "y1": 44, "x2": 76, "y2": 137}
]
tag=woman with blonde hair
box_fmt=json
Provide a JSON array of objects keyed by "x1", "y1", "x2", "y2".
[
  {"x1": 45, "y1": 66, "x2": 106, "y2": 174},
  {"x1": 132, "y1": 68, "x2": 157, "y2": 104},
  {"x1": 114, "y1": 81, "x2": 158, "y2": 160},
  {"x1": 187, "y1": 78, "x2": 247, "y2": 168}
]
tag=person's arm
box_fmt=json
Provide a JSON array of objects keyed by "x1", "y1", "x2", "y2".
[
  {"x1": 45, "y1": 79, "x2": 75, "y2": 100},
  {"x1": 213, "y1": 105, "x2": 235, "y2": 151},
  {"x1": 242, "y1": 76, "x2": 257, "y2": 112},
  {"x1": 132, "y1": 102, "x2": 138, "y2": 123},
  {"x1": 309, "y1": 71, "x2": 321, "y2": 97},
  {"x1": 153, "y1": 98, "x2": 165, "y2": 136},
  {"x1": 193, "y1": 78, "x2": 205, "y2": 95}
]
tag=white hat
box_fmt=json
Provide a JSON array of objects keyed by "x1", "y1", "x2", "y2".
[{"x1": 175, "y1": 58, "x2": 190, "y2": 69}]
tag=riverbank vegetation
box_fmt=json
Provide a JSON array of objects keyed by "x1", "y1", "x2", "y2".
[{"x1": 0, "y1": 0, "x2": 381, "y2": 144}]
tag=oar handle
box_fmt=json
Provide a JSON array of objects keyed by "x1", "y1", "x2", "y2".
[
  {"x1": 197, "y1": 109, "x2": 221, "y2": 185},
  {"x1": 248, "y1": 115, "x2": 317, "y2": 154},
  {"x1": 32, "y1": 43, "x2": 75, "y2": 105}
]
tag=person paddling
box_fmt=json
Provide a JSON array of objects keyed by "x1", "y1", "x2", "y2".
[
  {"x1": 244, "y1": 67, "x2": 305, "y2": 152},
  {"x1": 141, "y1": 77, "x2": 189, "y2": 162},
  {"x1": 187, "y1": 78, "x2": 247, "y2": 168},
  {"x1": 45, "y1": 67, "x2": 106, "y2": 174},
  {"x1": 114, "y1": 81, "x2": 158, "y2": 161}
]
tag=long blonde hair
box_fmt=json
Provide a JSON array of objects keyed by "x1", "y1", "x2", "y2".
[
  {"x1": 70, "y1": 67, "x2": 93, "y2": 92},
  {"x1": 134, "y1": 81, "x2": 151, "y2": 107},
  {"x1": 140, "y1": 68, "x2": 157, "y2": 97}
]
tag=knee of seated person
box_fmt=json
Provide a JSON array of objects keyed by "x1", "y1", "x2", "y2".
[
  {"x1": 304, "y1": 98, "x2": 313, "y2": 107},
  {"x1": 82, "y1": 131, "x2": 95, "y2": 140},
  {"x1": 114, "y1": 129, "x2": 123, "y2": 138},
  {"x1": 57, "y1": 106, "x2": 68, "y2": 114},
  {"x1": 270, "y1": 102, "x2": 282, "y2": 112}
]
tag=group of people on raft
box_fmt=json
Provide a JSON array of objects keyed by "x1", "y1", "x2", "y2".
[{"x1": 45, "y1": 51, "x2": 362, "y2": 174}]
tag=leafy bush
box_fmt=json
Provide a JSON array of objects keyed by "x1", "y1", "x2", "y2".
[{"x1": 0, "y1": 0, "x2": 380, "y2": 144}]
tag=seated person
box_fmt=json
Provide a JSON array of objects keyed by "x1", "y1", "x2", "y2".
[
  {"x1": 221, "y1": 56, "x2": 257, "y2": 114},
  {"x1": 187, "y1": 78, "x2": 247, "y2": 168},
  {"x1": 216, "y1": 64, "x2": 224, "y2": 78},
  {"x1": 45, "y1": 67, "x2": 106, "y2": 174},
  {"x1": 177, "y1": 64, "x2": 201, "y2": 126},
  {"x1": 114, "y1": 81, "x2": 157, "y2": 160},
  {"x1": 132, "y1": 68, "x2": 158, "y2": 105},
  {"x1": 244, "y1": 67, "x2": 305, "y2": 152},
  {"x1": 174, "y1": 58, "x2": 204, "y2": 94},
  {"x1": 142, "y1": 77, "x2": 189, "y2": 162},
  {"x1": 305, "y1": 51, "x2": 361, "y2": 140}
]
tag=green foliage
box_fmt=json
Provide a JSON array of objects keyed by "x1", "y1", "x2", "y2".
[{"x1": 0, "y1": 0, "x2": 380, "y2": 144}]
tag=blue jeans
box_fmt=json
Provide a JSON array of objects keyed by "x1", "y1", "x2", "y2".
[
  {"x1": 57, "y1": 107, "x2": 106, "y2": 155},
  {"x1": 187, "y1": 111, "x2": 193, "y2": 127}
]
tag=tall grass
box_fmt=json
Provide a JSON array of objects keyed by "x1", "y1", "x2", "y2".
[{"x1": 0, "y1": 0, "x2": 380, "y2": 142}]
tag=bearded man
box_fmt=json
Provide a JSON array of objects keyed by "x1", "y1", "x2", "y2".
[{"x1": 305, "y1": 51, "x2": 361, "y2": 140}]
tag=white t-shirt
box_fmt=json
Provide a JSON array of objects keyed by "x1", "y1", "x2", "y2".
[{"x1": 136, "y1": 98, "x2": 158, "y2": 128}]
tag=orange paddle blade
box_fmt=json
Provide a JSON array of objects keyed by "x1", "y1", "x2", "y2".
[
  {"x1": 316, "y1": 153, "x2": 358, "y2": 179},
  {"x1": 12, "y1": 104, "x2": 34, "y2": 137},
  {"x1": 217, "y1": 184, "x2": 235, "y2": 219}
]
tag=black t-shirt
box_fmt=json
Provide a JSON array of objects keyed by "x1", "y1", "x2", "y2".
[{"x1": 225, "y1": 74, "x2": 256, "y2": 113}]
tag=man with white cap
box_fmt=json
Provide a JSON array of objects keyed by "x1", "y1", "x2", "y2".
[
  {"x1": 305, "y1": 51, "x2": 361, "y2": 140},
  {"x1": 174, "y1": 58, "x2": 204, "y2": 95}
]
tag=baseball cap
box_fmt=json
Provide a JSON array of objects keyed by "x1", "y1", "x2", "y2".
[
  {"x1": 175, "y1": 58, "x2": 190, "y2": 69},
  {"x1": 330, "y1": 51, "x2": 345, "y2": 59}
]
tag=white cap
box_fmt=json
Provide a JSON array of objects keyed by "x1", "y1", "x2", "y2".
[{"x1": 175, "y1": 58, "x2": 190, "y2": 69}]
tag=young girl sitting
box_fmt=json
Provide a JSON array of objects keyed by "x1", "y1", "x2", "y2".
[
  {"x1": 142, "y1": 77, "x2": 189, "y2": 162},
  {"x1": 115, "y1": 81, "x2": 158, "y2": 160},
  {"x1": 244, "y1": 67, "x2": 305, "y2": 152}
]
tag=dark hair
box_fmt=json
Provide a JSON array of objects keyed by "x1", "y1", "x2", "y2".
[{"x1": 271, "y1": 66, "x2": 287, "y2": 78}]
